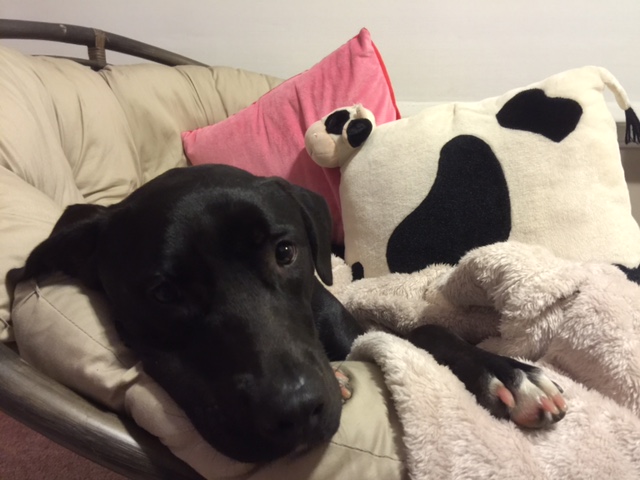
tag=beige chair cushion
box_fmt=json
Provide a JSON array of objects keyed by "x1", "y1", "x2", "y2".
[{"x1": 0, "y1": 167, "x2": 64, "y2": 341}]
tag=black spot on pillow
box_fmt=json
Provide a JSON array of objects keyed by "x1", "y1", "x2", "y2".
[
  {"x1": 616, "y1": 264, "x2": 640, "y2": 284},
  {"x1": 386, "y1": 135, "x2": 511, "y2": 273},
  {"x1": 351, "y1": 262, "x2": 364, "y2": 280},
  {"x1": 496, "y1": 89, "x2": 582, "y2": 142}
]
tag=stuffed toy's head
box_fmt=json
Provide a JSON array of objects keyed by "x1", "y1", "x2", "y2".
[
  {"x1": 305, "y1": 104, "x2": 376, "y2": 169},
  {"x1": 306, "y1": 66, "x2": 640, "y2": 279}
]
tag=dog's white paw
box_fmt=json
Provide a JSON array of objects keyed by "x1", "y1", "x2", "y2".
[{"x1": 488, "y1": 366, "x2": 567, "y2": 428}]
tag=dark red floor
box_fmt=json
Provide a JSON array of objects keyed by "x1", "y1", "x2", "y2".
[{"x1": 0, "y1": 411, "x2": 125, "y2": 480}]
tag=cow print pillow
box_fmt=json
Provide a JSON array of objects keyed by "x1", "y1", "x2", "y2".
[{"x1": 309, "y1": 66, "x2": 640, "y2": 279}]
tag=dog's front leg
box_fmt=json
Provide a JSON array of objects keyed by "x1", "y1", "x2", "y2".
[{"x1": 407, "y1": 324, "x2": 567, "y2": 428}]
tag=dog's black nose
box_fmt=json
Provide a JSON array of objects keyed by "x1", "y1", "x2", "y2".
[{"x1": 256, "y1": 374, "x2": 337, "y2": 444}]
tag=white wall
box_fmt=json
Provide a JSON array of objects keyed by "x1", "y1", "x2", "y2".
[{"x1": 2, "y1": 0, "x2": 639, "y2": 118}]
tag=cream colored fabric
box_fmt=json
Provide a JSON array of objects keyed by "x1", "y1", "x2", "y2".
[
  {"x1": 0, "y1": 167, "x2": 64, "y2": 341},
  {"x1": 12, "y1": 277, "x2": 139, "y2": 411},
  {"x1": 0, "y1": 47, "x2": 86, "y2": 207},
  {"x1": 12, "y1": 273, "x2": 406, "y2": 480}
]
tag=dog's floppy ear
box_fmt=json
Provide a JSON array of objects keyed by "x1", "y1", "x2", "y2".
[
  {"x1": 272, "y1": 181, "x2": 334, "y2": 285},
  {"x1": 19, "y1": 203, "x2": 109, "y2": 289}
]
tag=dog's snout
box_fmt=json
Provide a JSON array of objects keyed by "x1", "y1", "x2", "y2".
[
  {"x1": 256, "y1": 373, "x2": 337, "y2": 444},
  {"x1": 266, "y1": 392, "x2": 323, "y2": 435}
]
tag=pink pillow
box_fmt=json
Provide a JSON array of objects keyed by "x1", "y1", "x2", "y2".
[{"x1": 182, "y1": 28, "x2": 400, "y2": 243}]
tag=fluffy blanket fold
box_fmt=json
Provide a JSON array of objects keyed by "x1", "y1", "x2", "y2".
[{"x1": 328, "y1": 242, "x2": 640, "y2": 479}]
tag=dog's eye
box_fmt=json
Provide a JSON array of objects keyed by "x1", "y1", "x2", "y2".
[
  {"x1": 150, "y1": 282, "x2": 182, "y2": 304},
  {"x1": 275, "y1": 241, "x2": 297, "y2": 266}
]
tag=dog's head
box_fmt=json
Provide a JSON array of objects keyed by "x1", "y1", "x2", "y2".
[{"x1": 17, "y1": 165, "x2": 343, "y2": 462}]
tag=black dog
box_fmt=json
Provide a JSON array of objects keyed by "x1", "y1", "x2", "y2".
[{"x1": 13, "y1": 164, "x2": 566, "y2": 463}]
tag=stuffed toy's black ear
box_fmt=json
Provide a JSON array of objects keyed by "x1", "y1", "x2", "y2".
[
  {"x1": 19, "y1": 203, "x2": 109, "y2": 289},
  {"x1": 272, "y1": 180, "x2": 334, "y2": 285}
]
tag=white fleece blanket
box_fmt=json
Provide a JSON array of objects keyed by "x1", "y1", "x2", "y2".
[{"x1": 327, "y1": 242, "x2": 640, "y2": 479}]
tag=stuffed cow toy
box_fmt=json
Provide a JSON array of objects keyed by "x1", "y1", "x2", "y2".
[{"x1": 305, "y1": 66, "x2": 640, "y2": 279}]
